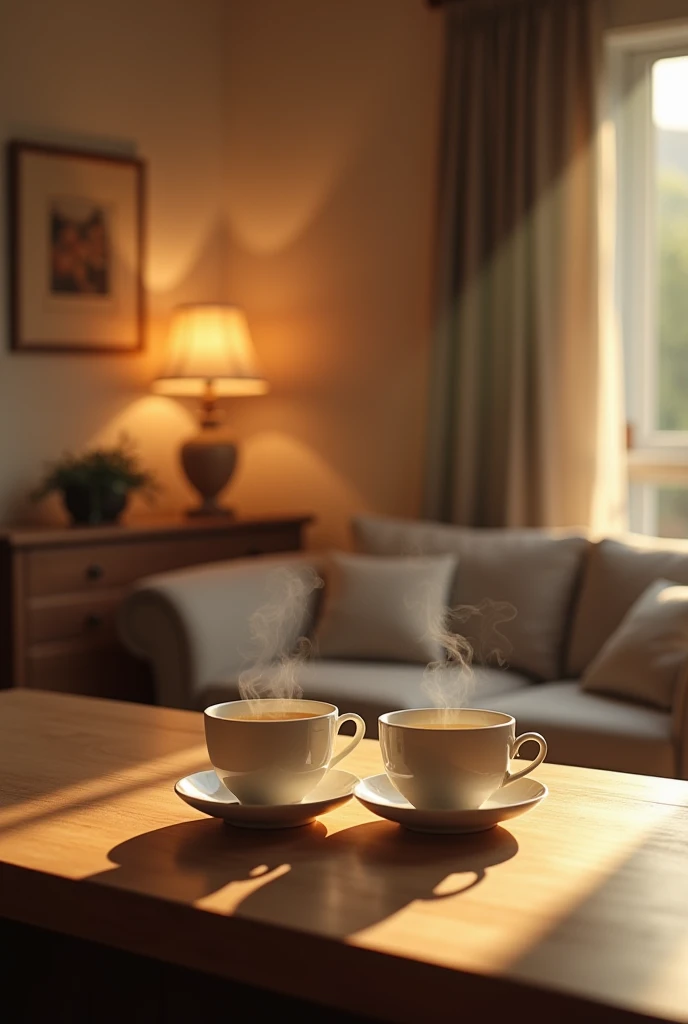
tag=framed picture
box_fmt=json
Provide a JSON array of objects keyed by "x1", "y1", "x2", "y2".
[{"x1": 7, "y1": 141, "x2": 145, "y2": 353}]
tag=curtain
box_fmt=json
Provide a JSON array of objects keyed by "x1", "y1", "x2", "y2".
[{"x1": 425, "y1": 0, "x2": 626, "y2": 531}]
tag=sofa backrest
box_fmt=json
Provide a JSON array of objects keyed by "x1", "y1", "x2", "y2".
[
  {"x1": 353, "y1": 515, "x2": 589, "y2": 681},
  {"x1": 567, "y1": 534, "x2": 688, "y2": 677}
]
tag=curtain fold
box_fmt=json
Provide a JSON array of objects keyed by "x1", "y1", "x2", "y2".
[{"x1": 425, "y1": 0, "x2": 626, "y2": 531}]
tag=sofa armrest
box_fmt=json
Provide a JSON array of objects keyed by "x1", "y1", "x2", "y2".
[{"x1": 118, "y1": 552, "x2": 324, "y2": 709}]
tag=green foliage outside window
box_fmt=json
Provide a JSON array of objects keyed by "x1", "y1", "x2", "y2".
[
  {"x1": 657, "y1": 169, "x2": 688, "y2": 431},
  {"x1": 656, "y1": 159, "x2": 688, "y2": 536}
]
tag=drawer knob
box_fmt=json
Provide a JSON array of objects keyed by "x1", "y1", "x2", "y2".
[
  {"x1": 85, "y1": 614, "x2": 103, "y2": 629},
  {"x1": 86, "y1": 564, "x2": 104, "y2": 581}
]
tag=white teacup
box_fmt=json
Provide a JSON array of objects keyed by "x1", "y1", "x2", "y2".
[
  {"x1": 204, "y1": 698, "x2": 366, "y2": 805},
  {"x1": 379, "y1": 708, "x2": 547, "y2": 811}
]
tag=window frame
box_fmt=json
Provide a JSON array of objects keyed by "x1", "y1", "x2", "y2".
[{"x1": 608, "y1": 25, "x2": 688, "y2": 534}]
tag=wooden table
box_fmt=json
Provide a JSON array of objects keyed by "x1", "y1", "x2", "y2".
[{"x1": 1, "y1": 691, "x2": 688, "y2": 1024}]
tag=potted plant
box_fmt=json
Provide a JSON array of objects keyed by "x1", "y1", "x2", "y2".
[{"x1": 33, "y1": 436, "x2": 159, "y2": 526}]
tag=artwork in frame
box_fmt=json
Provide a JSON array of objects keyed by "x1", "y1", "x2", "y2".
[{"x1": 7, "y1": 141, "x2": 145, "y2": 353}]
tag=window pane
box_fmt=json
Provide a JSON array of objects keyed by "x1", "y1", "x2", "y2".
[
  {"x1": 654, "y1": 56, "x2": 688, "y2": 431},
  {"x1": 628, "y1": 482, "x2": 656, "y2": 535},
  {"x1": 657, "y1": 486, "x2": 688, "y2": 538},
  {"x1": 630, "y1": 482, "x2": 688, "y2": 538}
]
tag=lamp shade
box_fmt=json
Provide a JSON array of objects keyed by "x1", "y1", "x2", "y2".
[{"x1": 153, "y1": 304, "x2": 268, "y2": 397}]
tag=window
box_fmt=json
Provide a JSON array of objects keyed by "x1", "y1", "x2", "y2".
[{"x1": 610, "y1": 30, "x2": 688, "y2": 536}]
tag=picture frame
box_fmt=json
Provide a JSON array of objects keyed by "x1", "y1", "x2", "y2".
[{"x1": 7, "y1": 141, "x2": 145, "y2": 353}]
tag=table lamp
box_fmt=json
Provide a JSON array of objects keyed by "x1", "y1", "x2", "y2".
[{"x1": 154, "y1": 303, "x2": 268, "y2": 516}]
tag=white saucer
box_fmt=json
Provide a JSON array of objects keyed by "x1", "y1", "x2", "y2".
[
  {"x1": 354, "y1": 774, "x2": 547, "y2": 834},
  {"x1": 175, "y1": 769, "x2": 358, "y2": 829}
]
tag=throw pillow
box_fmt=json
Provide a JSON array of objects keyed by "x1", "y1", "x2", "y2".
[
  {"x1": 581, "y1": 579, "x2": 688, "y2": 710},
  {"x1": 313, "y1": 552, "x2": 457, "y2": 664},
  {"x1": 567, "y1": 534, "x2": 688, "y2": 677},
  {"x1": 353, "y1": 514, "x2": 588, "y2": 680}
]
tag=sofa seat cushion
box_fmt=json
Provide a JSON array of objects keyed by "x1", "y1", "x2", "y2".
[
  {"x1": 353, "y1": 515, "x2": 588, "y2": 681},
  {"x1": 198, "y1": 661, "x2": 531, "y2": 737},
  {"x1": 479, "y1": 681, "x2": 675, "y2": 778}
]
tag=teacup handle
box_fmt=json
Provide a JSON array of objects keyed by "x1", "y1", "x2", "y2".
[
  {"x1": 329, "y1": 713, "x2": 366, "y2": 769},
  {"x1": 507, "y1": 732, "x2": 547, "y2": 784}
]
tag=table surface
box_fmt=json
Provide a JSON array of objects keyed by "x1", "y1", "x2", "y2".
[{"x1": 1, "y1": 690, "x2": 688, "y2": 1024}]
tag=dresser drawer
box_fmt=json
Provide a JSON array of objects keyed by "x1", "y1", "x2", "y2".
[
  {"x1": 2, "y1": 515, "x2": 310, "y2": 694},
  {"x1": 27, "y1": 593, "x2": 122, "y2": 644},
  {"x1": 25, "y1": 529, "x2": 296, "y2": 597},
  {"x1": 25, "y1": 639, "x2": 152, "y2": 702}
]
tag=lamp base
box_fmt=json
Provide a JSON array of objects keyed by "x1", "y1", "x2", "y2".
[{"x1": 180, "y1": 436, "x2": 237, "y2": 518}]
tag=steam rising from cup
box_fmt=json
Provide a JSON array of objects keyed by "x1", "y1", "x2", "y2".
[
  {"x1": 376, "y1": 538, "x2": 517, "y2": 709},
  {"x1": 235, "y1": 557, "x2": 516, "y2": 720},
  {"x1": 238, "y1": 565, "x2": 324, "y2": 709},
  {"x1": 421, "y1": 589, "x2": 517, "y2": 711}
]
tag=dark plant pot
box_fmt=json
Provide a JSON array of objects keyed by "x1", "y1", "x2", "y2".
[{"x1": 62, "y1": 484, "x2": 129, "y2": 526}]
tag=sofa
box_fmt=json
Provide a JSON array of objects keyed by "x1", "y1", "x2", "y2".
[{"x1": 119, "y1": 515, "x2": 688, "y2": 780}]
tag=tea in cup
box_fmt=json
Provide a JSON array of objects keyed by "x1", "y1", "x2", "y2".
[
  {"x1": 204, "y1": 698, "x2": 366, "y2": 805},
  {"x1": 379, "y1": 708, "x2": 546, "y2": 811}
]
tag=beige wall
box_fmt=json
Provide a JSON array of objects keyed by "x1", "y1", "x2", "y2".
[
  {"x1": 0, "y1": 0, "x2": 685, "y2": 546},
  {"x1": 220, "y1": 0, "x2": 445, "y2": 548},
  {"x1": 0, "y1": 0, "x2": 445, "y2": 549},
  {"x1": 0, "y1": 0, "x2": 227, "y2": 524}
]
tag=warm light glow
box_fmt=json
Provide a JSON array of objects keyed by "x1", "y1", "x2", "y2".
[
  {"x1": 0, "y1": 742, "x2": 209, "y2": 839},
  {"x1": 154, "y1": 303, "x2": 268, "y2": 397},
  {"x1": 653, "y1": 57, "x2": 688, "y2": 132},
  {"x1": 89, "y1": 395, "x2": 197, "y2": 512},
  {"x1": 153, "y1": 377, "x2": 268, "y2": 397}
]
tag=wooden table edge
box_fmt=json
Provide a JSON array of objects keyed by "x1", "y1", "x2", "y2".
[{"x1": 0, "y1": 859, "x2": 656, "y2": 1024}]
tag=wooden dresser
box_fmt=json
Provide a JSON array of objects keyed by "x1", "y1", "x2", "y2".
[{"x1": 0, "y1": 515, "x2": 311, "y2": 702}]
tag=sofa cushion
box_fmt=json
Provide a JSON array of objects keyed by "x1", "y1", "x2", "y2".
[
  {"x1": 353, "y1": 515, "x2": 588, "y2": 681},
  {"x1": 313, "y1": 552, "x2": 457, "y2": 664},
  {"x1": 582, "y1": 580, "x2": 688, "y2": 711},
  {"x1": 198, "y1": 661, "x2": 531, "y2": 737},
  {"x1": 479, "y1": 681, "x2": 675, "y2": 778},
  {"x1": 567, "y1": 534, "x2": 688, "y2": 677}
]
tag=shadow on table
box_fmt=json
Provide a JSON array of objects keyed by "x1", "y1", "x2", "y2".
[{"x1": 89, "y1": 817, "x2": 518, "y2": 938}]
